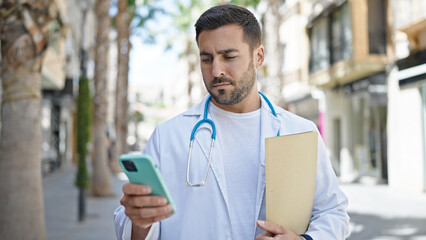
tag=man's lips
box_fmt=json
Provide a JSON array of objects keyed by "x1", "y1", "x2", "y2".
[{"x1": 212, "y1": 82, "x2": 231, "y2": 88}]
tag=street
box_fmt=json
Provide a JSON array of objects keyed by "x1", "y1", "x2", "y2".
[{"x1": 43, "y1": 166, "x2": 426, "y2": 240}]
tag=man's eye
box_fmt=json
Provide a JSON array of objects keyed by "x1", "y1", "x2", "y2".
[
  {"x1": 225, "y1": 56, "x2": 236, "y2": 60},
  {"x1": 201, "y1": 58, "x2": 212, "y2": 63}
]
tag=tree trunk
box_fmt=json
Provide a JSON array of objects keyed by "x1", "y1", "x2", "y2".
[
  {"x1": 262, "y1": 0, "x2": 284, "y2": 103},
  {"x1": 0, "y1": 2, "x2": 49, "y2": 239},
  {"x1": 92, "y1": 0, "x2": 112, "y2": 196},
  {"x1": 114, "y1": 0, "x2": 131, "y2": 169},
  {"x1": 186, "y1": 39, "x2": 196, "y2": 107}
]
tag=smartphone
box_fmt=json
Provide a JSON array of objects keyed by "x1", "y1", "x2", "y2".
[{"x1": 119, "y1": 154, "x2": 175, "y2": 213}]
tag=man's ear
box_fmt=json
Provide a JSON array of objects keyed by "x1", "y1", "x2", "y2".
[{"x1": 254, "y1": 44, "x2": 265, "y2": 69}]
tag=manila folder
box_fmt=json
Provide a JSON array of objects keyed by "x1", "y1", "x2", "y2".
[{"x1": 265, "y1": 131, "x2": 318, "y2": 234}]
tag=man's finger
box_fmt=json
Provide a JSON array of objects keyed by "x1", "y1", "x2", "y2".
[
  {"x1": 256, "y1": 220, "x2": 288, "y2": 235},
  {"x1": 124, "y1": 204, "x2": 174, "y2": 218},
  {"x1": 128, "y1": 196, "x2": 167, "y2": 207},
  {"x1": 139, "y1": 204, "x2": 174, "y2": 218},
  {"x1": 120, "y1": 195, "x2": 164, "y2": 209},
  {"x1": 122, "y1": 183, "x2": 152, "y2": 195},
  {"x1": 131, "y1": 212, "x2": 175, "y2": 229},
  {"x1": 255, "y1": 233, "x2": 270, "y2": 240}
]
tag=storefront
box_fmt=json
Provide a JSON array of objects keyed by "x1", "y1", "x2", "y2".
[{"x1": 327, "y1": 71, "x2": 388, "y2": 182}]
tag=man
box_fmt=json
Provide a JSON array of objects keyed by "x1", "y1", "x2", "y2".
[{"x1": 114, "y1": 4, "x2": 350, "y2": 240}]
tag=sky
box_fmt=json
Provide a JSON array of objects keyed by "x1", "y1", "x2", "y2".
[
  {"x1": 129, "y1": 35, "x2": 179, "y2": 87},
  {"x1": 128, "y1": 0, "x2": 182, "y2": 88}
]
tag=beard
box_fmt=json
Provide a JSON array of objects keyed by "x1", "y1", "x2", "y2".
[{"x1": 205, "y1": 61, "x2": 256, "y2": 105}]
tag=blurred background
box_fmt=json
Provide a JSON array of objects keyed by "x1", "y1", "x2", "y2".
[{"x1": 1, "y1": 0, "x2": 426, "y2": 239}]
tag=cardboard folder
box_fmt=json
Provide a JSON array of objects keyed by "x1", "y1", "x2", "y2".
[{"x1": 265, "y1": 131, "x2": 318, "y2": 234}]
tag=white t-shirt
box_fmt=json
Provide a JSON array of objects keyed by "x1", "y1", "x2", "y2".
[{"x1": 209, "y1": 103, "x2": 261, "y2": 240}]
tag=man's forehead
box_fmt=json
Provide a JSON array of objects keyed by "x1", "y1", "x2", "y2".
[
  {"x1": 197, "y1": 25, "x2": 248, "y2": 53},
  {"x1": 198, "y1": 24, "x2": 244, "y2": 41}
]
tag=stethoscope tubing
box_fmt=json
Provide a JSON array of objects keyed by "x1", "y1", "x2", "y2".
[{"x1": 186, "y1": 92, "x2": 278, "y2": 187}]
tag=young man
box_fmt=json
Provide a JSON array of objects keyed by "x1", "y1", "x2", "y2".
[{"x1": 114, "y1": 4, "x2": 350, "y2": 240}]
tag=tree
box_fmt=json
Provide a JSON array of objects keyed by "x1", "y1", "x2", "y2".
[
  {"x1": 173, "y1": 0, "x2": 207, "y2": 107},
  {"x1": 114, "y1": 0, "x2": 131, "y2": 172},
  {"x1": 0, "y1": 0, "x2": 60, "y2": 238},
  {"x1": 92, "y1": 0, "x2": 113, "y2": 196},
  {"x1": 114, "y1": 0, "x2": 163, "y2": 166},
  {"x1": 261, "y1": 0, "x2": 284, "y2": 103}
]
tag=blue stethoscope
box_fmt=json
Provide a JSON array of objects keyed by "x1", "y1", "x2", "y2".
[{"x1": 186, "y1": 92, "x2": 279, "y2": 187}]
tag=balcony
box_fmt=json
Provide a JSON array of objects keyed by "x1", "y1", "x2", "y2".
[
  {"x1": 308, "y1": 0, "x2": 389, "y2": 88},
  {"x1": 309, "y1": 56, "x2": 388, "y2": 87}
]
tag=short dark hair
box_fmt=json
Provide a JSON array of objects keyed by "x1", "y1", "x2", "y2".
[{"x1": 195, "y1": 4, "x2": 262, "y2": 50}]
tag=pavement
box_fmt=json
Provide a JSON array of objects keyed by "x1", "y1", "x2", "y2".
[
  {"x1": 341, "y1": 183, "x2": 426, "y2": 240},
  {"x1": 43, "y1": 165, "x2": 426, "y2": 240},
  {"x1": 43, "y1": 164, "x2": 127, "y2": 240}
]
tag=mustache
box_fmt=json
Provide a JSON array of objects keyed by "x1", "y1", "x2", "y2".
[{"x1": 211, "y1": 77, "x2": 234, "y2": 85}]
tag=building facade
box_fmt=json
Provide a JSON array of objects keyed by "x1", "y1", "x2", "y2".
[
  {"x1": 388, "y1": 0, "x2": 426, "y2": 192},
  {"x1": 276, "y1": 0, "x2": 426, "y2": 192},
  {"x1": 303, "y1": 0, "x2": 390, "y2": 183}
]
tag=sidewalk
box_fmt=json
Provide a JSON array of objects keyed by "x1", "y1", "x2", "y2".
[
  {"x1": 43, "y1": 166, "x2": 426, "y2": 240},
  {"x1": 43, "y1": 165, "x2": 126, "y2": 240},
  {"x1": 341, "y1": 183, "x2": 426, "y2": 240}
]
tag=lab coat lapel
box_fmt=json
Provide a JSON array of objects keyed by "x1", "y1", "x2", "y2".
[
  {"x1": 189, "y1": 96, "x2": 231, "y2": 223},
  {"x1": 254, "y1": 97, "x2": 281, "y2": 226},
  {"x1": 208, "y1": 130, "x2": 231, "y2": 218}
]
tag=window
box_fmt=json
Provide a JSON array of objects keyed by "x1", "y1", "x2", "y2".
[
  {"x1": 368, "y1": 0, "x2": 387, "y2": 54},
  {"x1": 331, "y1": 2, "x2": 352, "y2": 63},
  {"x1": 309, "y1": 17, "x2": 330, "y2": 73},
  {"x1": 309, "y1": 1, "x2": 353, "y2": 73}
]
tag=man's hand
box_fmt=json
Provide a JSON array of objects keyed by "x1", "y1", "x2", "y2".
[
  {"x1": 256, "y1": 220, "x2": 304, "y2": 240},
  {"x1": 120, "y1": 183, "x2": 175, "y2": 230}
]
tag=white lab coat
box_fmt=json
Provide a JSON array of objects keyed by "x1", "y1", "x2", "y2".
[{"x1": 114, "y1": 95, "x2": 350, "y2": 240}]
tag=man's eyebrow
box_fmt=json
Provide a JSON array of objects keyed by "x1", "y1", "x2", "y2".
[
  {"x1": 218, "y1": 48, "x2": 239, "y2": 54},
  {"x1": 200, "y1": 51, "x2": 212, "y2": 56},
  {"x1": 200, "y1": 49, "x2": 239, "y2": 56}
]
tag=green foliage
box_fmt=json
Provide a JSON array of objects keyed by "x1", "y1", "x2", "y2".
[
  {"x1": 124, "y1": 0, "x2": 165, "y2": 43},
  {"x1": 75, "y1": 77, "x2": 92, "y2": 188},
  {"x1": 228, "y1": 0, "x2": 261, "y2": 7},
  {"x1": 133, "y1": 110, "x2": 145, "y2": 122}
]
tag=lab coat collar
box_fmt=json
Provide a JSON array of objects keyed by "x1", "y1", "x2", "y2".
[
  {"x1": 183, "y1": 95, "x2": 210, "y2": 117},
  {"x1": 259, "y1": 95, "x2": 282, "y2": 166},
  {"x1": 183, "y1": 93, "x2": 285, "y2": 118}
]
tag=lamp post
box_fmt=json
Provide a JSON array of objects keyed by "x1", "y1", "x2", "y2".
[{"x1": 80, "y1": 0, "x2": 90, "y2": 79}]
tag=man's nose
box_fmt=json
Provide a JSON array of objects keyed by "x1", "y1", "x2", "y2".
[{"x1": 211, "y1": 59, "x2": 225, "y2": 78}]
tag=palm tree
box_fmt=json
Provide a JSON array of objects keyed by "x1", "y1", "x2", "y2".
[
  {"x1": 92, "y1": 0, "x2": 113, "y2": 196},
  {"x1": 114, "y1": 0, "x2": 163, "y2": 165},
  {"x1": 114, "y1": 0, "x2": 131, "y2": 172},
  {"x1": 261, "y1": 0, "x2": 284, "y2": 103},
  {"x1": 0, "y1": 0, "x2": 60, "y2": 238},
  {"x1": 173, "y1": 0, "x2": 207, "y2": 107}
]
